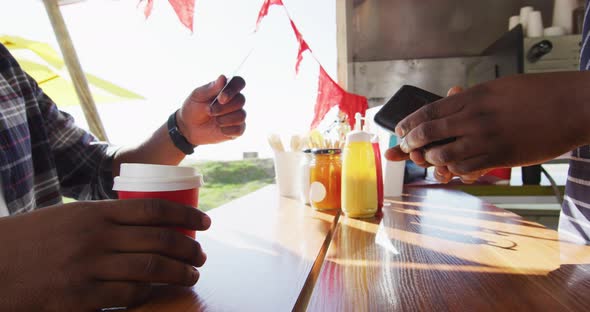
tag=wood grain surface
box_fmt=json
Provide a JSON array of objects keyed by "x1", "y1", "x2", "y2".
[
  {"x1": 130, "y1": 186, "x2": 338, "y2": 312},
  {"x1": 307, "y1": 188, "x2": 590, "y2": 312}
]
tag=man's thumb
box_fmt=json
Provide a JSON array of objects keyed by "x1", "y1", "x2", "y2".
[
  {"x1": 191, "y1": 75, "x2": 226, "y2": 102},
  {"x1": 447, "y1": 86, "x2": 464, "y2": 97}
]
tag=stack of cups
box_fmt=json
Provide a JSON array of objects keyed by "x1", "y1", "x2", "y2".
[
  {"x1": 509, "y1": 15, "x2": 521, "y2": 30},
  {"x1": 520, "y1": 6, "x2": 534, "y2": 32},
  {"x1": 513, "y1": 6, "x2": 545, "y2": 38},
  {"x1": 553, "y1": 0, "x2": 578, "y2": 34},
  {"x1": 273, "y1": 151, "x2": 303, "y2": 199},
  {"x1": 544, "y1": 26, "x2": 566, "y2": 36},
  {"x1": 527, "y1": 11, "x2": 544, "y2": 38},
  {"x1": 515, "y1": 4, "x2": 576, "y2": 37},
  {"x1": 113, "y1": 163, "x2": 204, "y2": 238}
]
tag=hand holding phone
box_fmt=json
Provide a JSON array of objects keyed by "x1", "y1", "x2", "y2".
[{"x1": 374, "y1": 85, "x2": 455, "y2": 149}]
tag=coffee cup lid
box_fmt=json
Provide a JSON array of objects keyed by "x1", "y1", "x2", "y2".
[{"x1": 113, "y1": 163, "x2": 203, "y2": 192}]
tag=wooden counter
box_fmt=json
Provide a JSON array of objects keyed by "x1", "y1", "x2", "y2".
[
  {"x1": 130, "y1": 186, "x2": 338, "y2": 311},
  {"x1": 131, "y1": 186, "x2": 590, "y2": 311},
  {"x1": 307, "y1": 188, "x2": 590, "y2": 311}
]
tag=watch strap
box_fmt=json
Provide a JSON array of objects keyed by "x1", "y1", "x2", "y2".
[{"x1": 167, "y1": 110, "x2": 196, "y2": 155}]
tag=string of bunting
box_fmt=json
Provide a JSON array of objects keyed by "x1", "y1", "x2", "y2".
[
  {"x1": 141, "y1": 0, "x2": 196, "y2": 32},
  {"x1": 141, "y1": 0, "x2": 368, "y2": 129}
]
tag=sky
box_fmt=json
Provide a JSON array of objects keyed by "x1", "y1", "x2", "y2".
[{"x1": 0, "y1": 0, "x2": 337, "y2": 162}]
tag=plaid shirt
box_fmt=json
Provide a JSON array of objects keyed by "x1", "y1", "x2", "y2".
[{"x1": 0, "y1": 43, "x2": 116, "y2": 215}]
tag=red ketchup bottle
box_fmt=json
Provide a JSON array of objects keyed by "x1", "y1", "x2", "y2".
[{"x1": 372, "y1": 136, "x2": 384, "y2": 215}]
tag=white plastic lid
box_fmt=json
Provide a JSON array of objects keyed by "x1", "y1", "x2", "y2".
[
  {"x1": 113, "y1": 163, "x2": 203, "y2": 192},
  {"x1": 346, "y1": 130, "x2": 372, "y2": 144}
]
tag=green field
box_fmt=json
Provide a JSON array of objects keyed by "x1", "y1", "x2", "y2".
[
  {"x1": 63, "y1": 159, "x2": 275, "y2": 211},
  {"x1": 193, "y1": 159, "x2": 275, "y2": 211}
]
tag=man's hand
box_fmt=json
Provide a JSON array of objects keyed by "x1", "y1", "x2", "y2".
[
  {"x1": 385, "y1": 72, "x2": 590, "y2": 181},
  {"x1": 111, "y1": 75, "x2": 247, "y2": 172},
  {"x1": 0, "y1": 199, "x2": 211, "y2": 311},
  {"x1": 385, "y1": 87, "x2": 487, "y2": 184},
  {"x1": 178, "y1": 75, "x2": 247, "y2": 146}
]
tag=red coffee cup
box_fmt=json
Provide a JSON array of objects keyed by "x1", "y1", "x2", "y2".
[
  {"x1": 485, "y1": 167, "x2": 512, "y2": 185},
  {"x1": 113, "y1": 164, "x2": 204, "y2": 238}
]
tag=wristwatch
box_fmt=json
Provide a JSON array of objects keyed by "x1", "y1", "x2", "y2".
[{"x1": 167, "y1": 110, "x2": 196, "y2": 155}]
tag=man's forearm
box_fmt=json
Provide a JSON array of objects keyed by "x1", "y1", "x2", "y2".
[
  {"x1": 112, "y1": 120, "x2": 185, "y2": 177},
  {"x1": 558, "y1": 71, "x2": 590, "y2": 145}
]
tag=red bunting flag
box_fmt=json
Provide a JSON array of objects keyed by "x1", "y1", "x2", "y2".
[
  {"x1": 143, "y1": 0, "x2": 155, "y2": 18},
  {"x1": 289, "y1": 20, "x2": 311, "y2": 74},
  {"x1": 256, "y1": 0, "x2": 285, "y2": 30},
  {"x1": 141, "y1": 0, "x2": 196, "y2": 32},
  {"x1": 255, "y1": 0, "x2": 368, "y2": 129},
  {"x1": 312, "y1": 67, "x2": 368, "y2": 129},
  {"x1": 256, "y1": 0, "x2": 310, "y2": 74},
  {"x1": 168, "y1": 0, "x2": 196, "y2": 31}
]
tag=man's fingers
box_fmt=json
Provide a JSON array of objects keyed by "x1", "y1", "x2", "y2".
[
  {"x1": 384, "y1": 146, "x2": 409, "y2": 161},
  {"x1": 434, "y1": 166, "x2": 453, "y2": 184},
  {"x1": 210, "y1": 93, "x2": 245, "y2": 116},
  {"x1": 187, "y1": 74, "x2": 245, "y2": 104},
  {"x1": 459, "y1": 175, "x2": 478, "y2": 184},
  {"x1": 216, "y1": 109, "x2": 247, "y2": 127},
  {"x1": 190, "y1": 75, "x2": 227, "y2": 102},
  {"x1": 102, "y1": 199, "x2": 211, "y2": 231},
  {"x1": 459, "y1": 168, "x2": 490, "y2": 184},
  {"x1": 423, "y1": 137, "x2": 482, "y2": 167},
  {"x1": 220, "y1": 124, "x2": 246, "y2": 138},
  {"x1": 95, "y1": 254, "x2": 200, "y2": 286},
  {"x1": 93, "y1": 282, "x2": 151, "y2": 309},
  {"x1": 217, "y1": 76, "x2": 246, "y2": 105},
  {"x1": 447, "y1": 86, "x2": 464, "y2": 96},
  {"x1": 409, "y1": 150, "x2": 430, "y2": 167},
  {"x1": 447, "y1": 155, "x2": 490, "y2": 176},
  {"x1": 107, "y1": 226, "x2": 207, "y2": 267},
  {"x1": 395, "y1": 96, "x2": 465, "y2": 138},
  {"x1": 400, "y1": 116, "x2": 462, "y2": 153},
  {"x1": 383, "y1": 147, "x2": 431, "y2": 167}
]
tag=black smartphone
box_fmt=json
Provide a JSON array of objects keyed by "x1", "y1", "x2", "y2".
[
  {"x1": 374, "y1": 85, "x2": 454, "y2": 148},
  {"x1": 374, "y1": 85, "x2": 442, "y2": 133}
]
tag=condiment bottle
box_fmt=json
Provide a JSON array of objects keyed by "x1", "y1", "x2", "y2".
[
  {"x1": 341, "y1": 113, "x2": 378, "y2": 218},
  {"x1": 371, "y1": 135, "x2": 384, "y2": 215},
  {"x1": 309, "y1": 149, "x2": 342, "y2": 210},
  {"x1": 299, "y1": 149, "x2": 313, "y2": 205}
]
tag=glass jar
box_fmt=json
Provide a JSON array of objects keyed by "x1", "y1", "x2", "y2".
[{"x1": 309, "y1": 149, "x2": 342, "y2": 210}]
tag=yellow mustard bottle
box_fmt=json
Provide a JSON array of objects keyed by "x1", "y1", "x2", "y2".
[{"x1": 341, "y1": 113, "x2": 378, "y2": 218}]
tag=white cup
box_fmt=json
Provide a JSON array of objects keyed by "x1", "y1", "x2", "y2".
[
  {"x1": 298, "y1": 152, "x2": 312, "y2": 204},
  {"x1": 383, "y1": 159, "x2": 405, "y2": 198},
  {"x1": 509, "y1": 15, "x2": 521, "y2": 30},
  {"x1": 544, "y1": 26, "x2": 566, "y2": 36},
  {"x1": 273, "y1": 151, "x2": 303, "y2": 199},
  {"x1": 527, "y1": 11, "x2": 544, "y2": 38},
  {"x1": 553, "y1": 0, "x2": 577, "y2": 34},
  {"x1": 520, "y1": 6, "x2": 534, "y2": 32}
]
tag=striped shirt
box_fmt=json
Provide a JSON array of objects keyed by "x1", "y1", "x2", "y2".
[
  {"x1": 0, "y1": 43, "x2": 116, "y2": 216},
  {"x1": 558, "y1": 1, "x2": 590, "y2": 244}
]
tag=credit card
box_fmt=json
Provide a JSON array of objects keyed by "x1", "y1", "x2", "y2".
[{"x1": 210, "y1": 47, "x2": 254, "y2": 107}]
